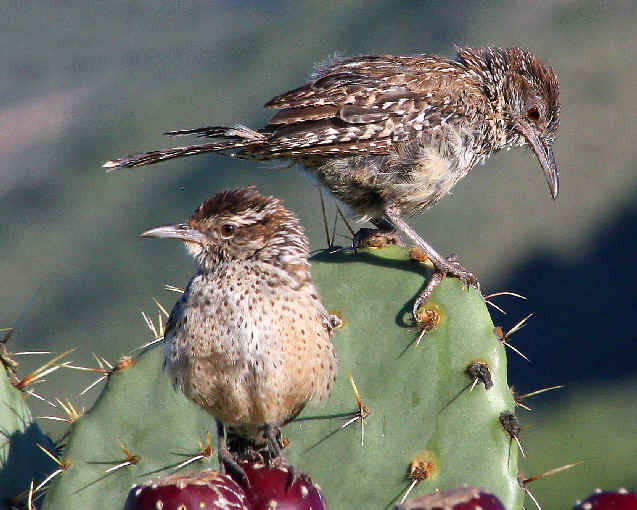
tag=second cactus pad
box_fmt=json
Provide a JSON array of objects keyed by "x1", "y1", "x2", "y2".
[{"x1": 284, "y1": 246, "x2": 521, "y2": 509}]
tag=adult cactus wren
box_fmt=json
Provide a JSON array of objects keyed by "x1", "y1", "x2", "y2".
[
  {"x1": 141, "y1": 187, "x2": 338, "y2": 471},
  {"x1": 107, "y1": 47, "x2": 560, "y2": 311}
]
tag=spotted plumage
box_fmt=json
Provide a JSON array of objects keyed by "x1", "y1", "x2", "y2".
[{"x1": 141, "y1": 187, "x2": 337, "y2": 466}]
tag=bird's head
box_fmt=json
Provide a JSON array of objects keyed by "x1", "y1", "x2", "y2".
[
  {"x1": 141, "y1": 187, "x2": 310, "y2": 276},
  {"x1": 501, "y1": 47, "x2": 560, "y2": 199},
  {"x1": 457, "y1": 47, "x2": 560, "y2": 199}
]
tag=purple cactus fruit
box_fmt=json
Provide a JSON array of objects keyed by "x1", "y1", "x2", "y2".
[
  {"x1": 395, "y1": 486, "x2": 506, "y2": 510},
  {"x1": 573, "y1": 489, "x2": 637, "y2": 510},
  {"x1": 123, "y1": 469, "x2": 251, "y2": 510},
  {"x1": 231, "y1": 461, "x2": 329, "y2": 510}
]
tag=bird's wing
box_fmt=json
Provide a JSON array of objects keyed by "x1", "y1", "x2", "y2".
[
  {"x1": 265, "y1": 55, "x2": 429, "y2": 110},
  {"x1": 162, "y1": 293, "x2": 188, "y2": 375},
  {"x1": 104, "y1": 55, "x2": 464, "y2": 167},
  {"x1": 252, "y1": 55, "x2": 450, "y2": 158}
]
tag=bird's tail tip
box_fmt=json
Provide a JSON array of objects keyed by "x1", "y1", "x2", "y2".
[{"x1": 102, "y1": 160, "x2": 121, "y2": 171}]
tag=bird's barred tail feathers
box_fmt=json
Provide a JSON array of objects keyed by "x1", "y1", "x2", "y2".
[{"x1": 102, "y1": 125, "x2": 266, "y2": 170}]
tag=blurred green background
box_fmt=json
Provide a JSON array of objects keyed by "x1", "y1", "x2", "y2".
[{"x1": 2, "y1": 1, "x2": 636, "y2": 508}]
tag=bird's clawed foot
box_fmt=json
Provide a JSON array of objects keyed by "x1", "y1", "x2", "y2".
[
  {"x1": 218, "y1": 445, "x2": 249, "y2": 485},
  {"x1": 353, "y1": 228, "x2": 405, "y2": 250},
  {"x1": 412, "y1": 254, "x2": 479, "y2": 323},
  {"x1": 217, "y1": 420, "x2": 249, "y2": 484},
  {"x1": 263, "y1": 424, "x2": 284, "y2": 463},
  {"x1": 438, "y1": 253, "x2": 479, "y2": 290},
  {"x1": 262, "y1": 424, "x2": 302, "y2": 487}
]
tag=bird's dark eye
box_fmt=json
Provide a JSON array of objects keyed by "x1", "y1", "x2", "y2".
[
  {"x1": 527, "y1": 107, "x2": 540, "y2": 121},
  {"x1": 221, "y1": 224, "x2": 236, "y2": 237}
]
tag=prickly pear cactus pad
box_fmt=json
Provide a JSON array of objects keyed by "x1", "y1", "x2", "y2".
[
  {"x1": 0, "y1": 361, "x2": 57, "y2": 507},
  {"x1": 42, "y1": 245, "x2": 522, "y2": 510},
  {"x1": 41, "y1": 351, "x2": 217, "y2": 510},
  {"x1": 284, "y1": 246, "x2": 522, "y2": 510}
]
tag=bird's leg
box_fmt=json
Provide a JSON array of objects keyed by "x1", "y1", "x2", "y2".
[
  {"x1": 263, "y1": 423, "x2": 283, "y2": 462},
  {"x1": 216, "y1": 420, "x2": 248, "y2": 484},
  {"x1": 383, "y1": 204, "x2": 479, "y2": 320},
  {"x1": 263, "y1": 424, "x2": 304, "y2": 487},
  {"x1": 352, "y1": 217, "x2": 405, "y2": 249}
]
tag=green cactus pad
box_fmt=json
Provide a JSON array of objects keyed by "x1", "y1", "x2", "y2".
[
  {"x1": 41, "y1": 352, "x2": 216, "y2": 510},
  {"x1": 0, "y1": 361, "x2": 57, "y2": 508},
  {"x1": 285, "y1": 246, "x2": 521, "y2": 509},
  {"x1": 42, "y1": 246, "x2": 522, "y2": 510}
]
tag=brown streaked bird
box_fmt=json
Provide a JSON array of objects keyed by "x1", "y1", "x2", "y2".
[
  {"x1": 107, "y1": 47, "x2": 560, "y2": 315},
  {"x1": 141, "y1": 187, "x2": 338, "y2": 472}
]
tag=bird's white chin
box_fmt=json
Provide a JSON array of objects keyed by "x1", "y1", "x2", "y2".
[{"x1": 184, "y1": 241, "x2": 205, "y2": 261}]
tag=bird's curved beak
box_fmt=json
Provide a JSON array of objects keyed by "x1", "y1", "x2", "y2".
[
  {"x1": 140, "y1": 223, "x2": 207, "y2": 244},
  {"x1": 516, "y1": 122, "x2": 559, "y2": 200}
]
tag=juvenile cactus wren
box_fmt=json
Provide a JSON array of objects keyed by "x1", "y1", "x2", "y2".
[
  {"x1": 107, "y1": 47, "x2": 560, "y2": 311},
  {"x1": 141, "y1": 187, "x2": 338, "y2": 471}
]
